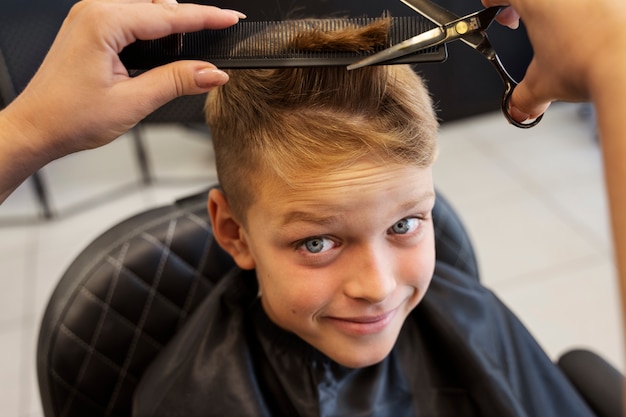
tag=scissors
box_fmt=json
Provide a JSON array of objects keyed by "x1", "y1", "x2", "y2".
[{"x1": 347, "y1": 0, "x2": 543, "y2": 129}]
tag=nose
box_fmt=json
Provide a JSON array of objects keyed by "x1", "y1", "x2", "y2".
[{"x1": 342, "y1": 244, "x2": 397, "y2": 303}]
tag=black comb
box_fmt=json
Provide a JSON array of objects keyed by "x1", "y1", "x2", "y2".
[{"x1": 119, "y1": 16, "x2": 447, "y2": 70}]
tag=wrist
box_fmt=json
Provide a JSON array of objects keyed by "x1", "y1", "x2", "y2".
[{"x1": 0, "y1": 100, "x2": 57, "y2": 199}]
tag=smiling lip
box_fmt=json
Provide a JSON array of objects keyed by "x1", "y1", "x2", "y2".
[{"x1": 325, "y1": 309, "x2": 398, "y2": 336}]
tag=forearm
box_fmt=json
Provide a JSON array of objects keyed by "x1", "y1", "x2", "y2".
[
  {"x1": 593, "y1": 49, "x2": 626, "y2": 336},
  {"x1": 592, "y1": 44, "x2": 626, "y2": 417}
]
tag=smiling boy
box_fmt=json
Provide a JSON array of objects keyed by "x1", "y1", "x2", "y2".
[
  {"x1": 205, "y1": 49, "x2": 439, "y2": 368},
  {"x1": 210, "y1": 162, "x2": 436, "y2": 369},
  {"x1": 133, "y1": 22, "x2": 595, "y2": 417}
]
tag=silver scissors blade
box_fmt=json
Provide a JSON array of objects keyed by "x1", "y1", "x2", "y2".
[
  {"x1": 350, "y1": 0, "x2": 543, "y2": 128},
  {"x1": 347, "y1": 26, "x2": 445, "y2": 70},
  {"x1": 348, "y1": 7, "x2": 503, "y2": 71}
]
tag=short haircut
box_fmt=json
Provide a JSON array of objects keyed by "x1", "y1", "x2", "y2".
[{"x1": 206, "y1": 17, "x2": 439, "y2": 222}]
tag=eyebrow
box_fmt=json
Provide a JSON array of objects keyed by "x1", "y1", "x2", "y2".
[
  {"x1": 279, "y1": 191, "x2": 435, "y2": 228},
  {"x1": 280, "y1": 209, "x2": 343, "y2": 227}
]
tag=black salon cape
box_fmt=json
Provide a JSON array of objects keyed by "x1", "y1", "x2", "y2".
[{"x1": 133, "y1": 262, "x2": 594, "y2": 417}]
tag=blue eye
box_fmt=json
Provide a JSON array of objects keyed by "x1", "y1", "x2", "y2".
[
  {"x1": 391, "y1": 218, "x2": 419, "y2": 234},
  {"x1": 301, "y1": 237, "x2": 333, "y2": 254}
]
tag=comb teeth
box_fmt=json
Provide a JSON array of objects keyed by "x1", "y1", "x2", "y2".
[{"x1": 119, "y1": 16, "x2": 446, "y2": 70}]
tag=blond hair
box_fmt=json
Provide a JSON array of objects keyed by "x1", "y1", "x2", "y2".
[{"x1": 206, "y1": 18, "x2": 438, "y2": 221}]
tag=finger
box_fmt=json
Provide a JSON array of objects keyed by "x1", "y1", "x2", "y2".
[
  {"x1": 79, "y1": 2, "x2": 244, "y2": 50},
  {"x1": 82, "y1": 0, "x2": 163, "y2": 4},
  {"x1": 495, "y1": 7, "x2": 520, "y2": 29},
  {"x1": 509, "y1": 62, "x2": 552, "y2": 121},
  {"x1": 119, "y1": 3, "x2": 245, "y2": 38},
  {"x1": 115, "y1": 61, "x2": 229, "y2": 117},
  {"x1": 481, "y1": 0, "x2": 510, "y2": 6}
]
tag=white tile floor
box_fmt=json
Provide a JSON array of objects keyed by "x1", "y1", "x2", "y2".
[{"x1": 0, "y1": 102, "x2": 623, "y2": 416}]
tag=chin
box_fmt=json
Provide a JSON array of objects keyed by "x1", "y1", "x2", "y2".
[{"x1": 328, "y1": 344, "x2": 394, "y2": 369}]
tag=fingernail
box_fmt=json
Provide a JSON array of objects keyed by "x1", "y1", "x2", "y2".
[
  {"x1": 195, "y1": 68, "x2": 229, "y2": 88},
  {"x1": 224, "y1": 9, "x2": 247, "y2": 19},
  {"x1": 507, "y1": 20, "x2": 519, "y2": 30}
]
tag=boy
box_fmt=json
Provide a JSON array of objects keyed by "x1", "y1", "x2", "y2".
[{"x1": 133, "y1": 20, "x2": 594, "y2": 416}]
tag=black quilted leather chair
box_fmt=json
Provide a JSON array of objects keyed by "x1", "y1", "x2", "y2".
[
  {"x1": 36, "y1": 188, "x2": 480, "y2": 417},
  {"x1": 36, "y1": 188, "x2": 622, "y2": 417}
]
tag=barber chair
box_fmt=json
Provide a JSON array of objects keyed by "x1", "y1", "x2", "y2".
[{"x1": 36, "y1": 187, "x2": 622, "y2": 417}]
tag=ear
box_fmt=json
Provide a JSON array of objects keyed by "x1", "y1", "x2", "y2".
[{"x1": 208, "y1": 188, "x2": 256, "y2": 270}]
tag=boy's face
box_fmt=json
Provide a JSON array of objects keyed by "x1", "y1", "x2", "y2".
[{"x1": 215, "y1": 161, "x2": 435, "y2": 368}]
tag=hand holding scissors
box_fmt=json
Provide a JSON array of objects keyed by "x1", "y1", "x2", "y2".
[{"x1": 348, "y1": 0, "x2": 543, "y2": 128}]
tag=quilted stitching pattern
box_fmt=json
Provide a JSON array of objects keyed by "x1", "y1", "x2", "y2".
[
  {"x1": 38, "y1": 191, "x2": 477, "y2": 417},
  {"x1": 39, "y1": 198, "x2": 234, "y2": 417}
]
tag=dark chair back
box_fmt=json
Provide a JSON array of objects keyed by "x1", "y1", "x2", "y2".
[{"x1": 0, "y1": 0, "x2": 75, "y2": 101}]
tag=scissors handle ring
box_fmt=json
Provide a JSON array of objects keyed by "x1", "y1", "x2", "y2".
[
  {"x1": 501, "y1": 81, "x2": 543, "y2": 128},
  {"x1": 485, "y1": 49, "x2": 544, "y2": 128}
]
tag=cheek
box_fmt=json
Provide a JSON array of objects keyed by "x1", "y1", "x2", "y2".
[
  {"x1": 403, "y1": 233, "x2": 436, "y2": 290},
  {"x1": 261, "y1": 287, "x2": 329, "y2": 338},
  {"x1": 257, "y1": 266, "x2": 335, "y2": 327}
]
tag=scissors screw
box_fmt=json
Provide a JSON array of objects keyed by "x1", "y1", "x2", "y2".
[{"x1": 455, "y1": 21, "x2": 469, "y2": 35}]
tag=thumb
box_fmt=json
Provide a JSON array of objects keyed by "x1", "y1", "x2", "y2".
[
  {"x1": 122, "y1": 61, "x2": 229, "y2": 114},
  {"x1": 508, "y1": 61, "x2": 551, "y2": 123}
]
